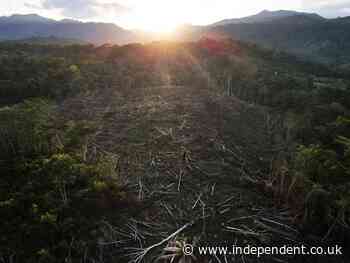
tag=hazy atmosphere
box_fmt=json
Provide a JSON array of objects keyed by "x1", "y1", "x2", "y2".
[{"x1": 2, "y1": 0, "x2": 350, "y2": 31}]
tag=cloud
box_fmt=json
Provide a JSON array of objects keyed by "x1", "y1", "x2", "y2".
[
  {"x1": 302, "y1": 0, "x2": 350, "y2": 17},
  {"x1": 24, "y1": 2, "x2": 44, "y2": 10},
  {"x1": 303, "y1": 0, "x2": 349, "y2": 8},
  {"x1": 37, "y1": 0, "x2": 131, "y2": 19}
]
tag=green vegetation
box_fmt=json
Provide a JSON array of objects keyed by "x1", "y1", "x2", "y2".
[
  {"x1": 0, "y1": 39, "x2": 349, "y2": 262},
  {"x1": 203, "y1": 15, "x2": 350, "y2": 68},
  {"x1": 0, "y1": 98, "x2": 130, "y2": 262}
]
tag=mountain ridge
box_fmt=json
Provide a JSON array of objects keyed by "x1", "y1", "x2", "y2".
[
  {"x1": 1, "y1": 12, "x2": 350, "y2": 66},
  {"x1": 0, "y1": 14, "x2": 135, "y2": 44},
  {"x1": 0, "y1": 13, "x2": 55, "y2": 24},
  {"x1": 212, "y1": 9, "x2": 325, "y2": 26}
]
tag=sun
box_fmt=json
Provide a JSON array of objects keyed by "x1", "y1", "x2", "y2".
[
  {"x1": 122, "y1": 1, "x2": 184, "y2": 33},
  {"x1": 130, "y1": 14, "x2": 180, "y2": 33},
  {"x1": 135, "y1": 17, "x2": 180, "y2": 33}
]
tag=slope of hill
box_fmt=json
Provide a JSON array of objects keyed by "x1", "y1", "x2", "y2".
[
  {"x1": 191, "y1": 14, "x2": 350, "y2": 65},
  {"x1": 0, "y1": 13, "x2": 55, "y2": 24},
  {"x1": 1, "y1": 12, "x2": 350, "y2": 66},
  {"x1": 213, "y1": 9, "x2": 324, "y2": 26},
  {"x1": 0, "y1": 14, "x2": 135, "y2": 44},
  {"x1": 3, "y1": 36, "x2": 88, "y2": 45}
]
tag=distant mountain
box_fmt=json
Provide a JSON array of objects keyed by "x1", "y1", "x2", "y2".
[
  {"x1": 213, "y1": 10, "x2": 325, "y2": 26},
  {"x1": 0, "y1": 14, "x2": 135, "y2": 44},
  {"x1": 180, "y1": 12, "x2": 350, "y2": 65},
  {"x1": 1, "y1": 12, "x2": 350, "y2": 65},
  {"x1": 4, "y1": 36, "x2": 88, "y2": 45},
  {"x1": 60, "y1": 19, "x2": 81, "y2": 24},
  {"x1": 0, "y1": 14, "x2": 55, "y2": 24}
]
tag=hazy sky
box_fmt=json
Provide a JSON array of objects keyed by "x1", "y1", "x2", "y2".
[{"x1": 1, "y1": 0, "x2": 350, "y2": 31}]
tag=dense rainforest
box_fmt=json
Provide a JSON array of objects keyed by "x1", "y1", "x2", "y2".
[{"x1": 0, "y1": 39, "x2": 350, "y2": 263}]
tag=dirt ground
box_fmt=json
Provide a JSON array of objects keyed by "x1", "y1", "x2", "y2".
[{"x1": 58, "y1": 71, "x2": 343, "y2": 262}]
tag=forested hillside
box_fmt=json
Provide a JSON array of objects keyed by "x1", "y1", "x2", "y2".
[
  {"x1": 2, "y1": 12, "x2": 350, "y2": 69},
  {"x1": 192, "y1": 14, "x2": 350, "y2": 67},
  {"x1": 212, "y1": 10, "x2": 325, "y2": 26},
  {"x1": 1, "y1": 39, "x2": 350, "y2": 263}
]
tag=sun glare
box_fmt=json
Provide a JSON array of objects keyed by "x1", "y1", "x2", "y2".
[
  {"x1": 122, "y1": 1, "x2": 185, "y2": 33},
  {"x1": 115, "y1": 0, "x2": 304, "y2": 33},
  {"x1": 133, "y1": 15, "x2": 180, "y2": 33}
]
